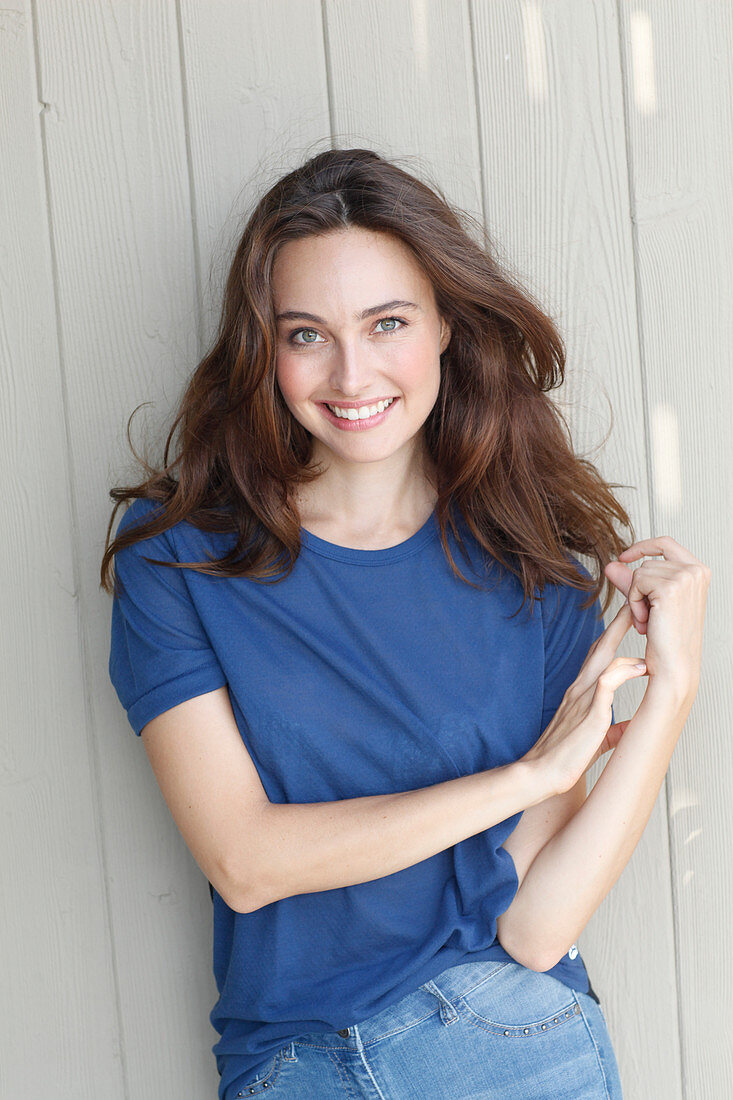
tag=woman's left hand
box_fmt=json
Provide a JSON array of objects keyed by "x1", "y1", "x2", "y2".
[{"x1": 603, "y1": 536, "x2": 711, "y2": 703}]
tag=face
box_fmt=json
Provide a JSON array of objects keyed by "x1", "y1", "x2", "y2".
[{"x1": 272, "y1": 227, "x2": 451, "y2": 472}]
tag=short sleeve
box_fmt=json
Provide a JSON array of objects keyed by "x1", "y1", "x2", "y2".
[
  {"x1": 108, "y1": 499, "x2": 228, "y2": 736},
  {"x1": 539, "y1": 557, "x2": 614, "y2": 733}
]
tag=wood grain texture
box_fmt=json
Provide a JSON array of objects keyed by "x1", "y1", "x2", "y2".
[
  {"x1": 31, "y1": 0, "x2": 215, "y2": 1094},
  {"x1": 325, "y1": 0, "x2": 484, "y2": 224},
  {"x1": 471, "y1": 4, "x2": 679, "y2": 1096},
  {"x1": 0, "y1": 2, "x2": 124, "y2": 1096},
  {"x1": 618, "y1": 2, "x2": 733, "y2": 1095},
  {"x1": 2, "y1": 0, "x2": 729, "y2": 1096}
]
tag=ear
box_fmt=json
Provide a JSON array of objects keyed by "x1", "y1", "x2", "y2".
[{"x1": 439, "y1": 318, "x2": 452, "y2": 355}]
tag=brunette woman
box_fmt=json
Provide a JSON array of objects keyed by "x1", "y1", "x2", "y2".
[{"x1": 103, "y1": 148, "x2": 710, "y2": 1099}]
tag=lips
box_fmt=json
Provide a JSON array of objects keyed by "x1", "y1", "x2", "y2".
[
  {"x1": 318, "y1": 396, "x2": 399, "y2": 430},
  {"x1": 321, "y1": 397, "x2": 397, "y2": 411}
]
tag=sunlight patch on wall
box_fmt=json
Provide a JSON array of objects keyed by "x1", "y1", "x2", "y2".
[
  {"x1": 522, "y1": 3, "x2": 548, "y2": 103},
  {"x1": 652, "y1": 401, "x2": 682, "y2": 516},
  {"x1": 630, "y1": 10, "x2": 657, "y2": 114},
  {"x1": 410, "y1": 0, "x2": 430, "y2": 82}
]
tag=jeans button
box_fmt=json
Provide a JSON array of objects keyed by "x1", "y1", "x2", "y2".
[{"x1": 337, "y1": 1028, "x2": 350, "y2": 1038}]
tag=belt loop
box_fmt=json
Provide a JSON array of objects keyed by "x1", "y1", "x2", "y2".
[
  {"x1": 422, "y1": 978, "x2": 459, "y2": 1025},
  {"x1": 283, "y1": 1041, "x2": 297, "y2": 1061}
]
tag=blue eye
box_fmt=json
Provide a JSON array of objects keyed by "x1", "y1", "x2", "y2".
[
  {"x1": 289, "y1": 328, "x2": 324, "y2": 346},
  {"x1": 374, "y1": 317, "x2": 405, "y2": 333},
  {"x1": 287, "y1": 317, "x2": 407, "y2": 348}
]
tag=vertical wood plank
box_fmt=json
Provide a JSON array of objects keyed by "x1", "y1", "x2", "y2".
[
  {"x1": 179, "y1": 0, "x2": 331, "y2": 349},
  {"x1": 24, "y1": 0, "x2": 333, "y2": 1094},
  {"x1": 470, "y1": 3, "x2": 680, "y2": 1096},
  {"x1": 618, "y1": 3, "x2": 733, "y2": 1095},
  {"x1": 32, "y1": 0, "x2": 216, "y2": 1093},
  {"x1": 324, "y1": 0, "x2": 483, "y2": 223},
  {"x1": 0, "y1": 2, "x2": 124, "y2": 1096},
  {"x1": 6, "y1": 0, "x2": 727, "y2": 1094}
]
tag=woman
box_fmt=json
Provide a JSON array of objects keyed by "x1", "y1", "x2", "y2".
[{"x1": 102, "y1": 148, "x2": 710, "y2": 1099}]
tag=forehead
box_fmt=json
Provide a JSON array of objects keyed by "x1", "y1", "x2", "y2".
[{"x1": 271, "y1": 227, "x2": 436, "y2": 311}]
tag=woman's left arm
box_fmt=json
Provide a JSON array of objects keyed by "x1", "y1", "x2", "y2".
[{"x1": 497, "y1": 536, "x2": 711, "y2": 972}]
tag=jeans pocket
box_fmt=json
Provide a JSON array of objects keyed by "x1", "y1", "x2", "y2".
[
  {"x1": 456, "y1": 959, "x2": 582, "y2": 1037},
  {"x1": 233, "y1": 1048, "x2": 284, "y2": 1096}
]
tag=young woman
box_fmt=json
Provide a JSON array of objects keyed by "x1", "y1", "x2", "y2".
[{"x1": 102, "y1": 148, "x2": 710, "y2": 1099}]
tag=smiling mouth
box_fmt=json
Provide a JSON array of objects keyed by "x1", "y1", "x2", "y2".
[
  {"x1": 318, "y1": 396, "x2": 400, "y2": 430},
  {"x1": 323, "y1": 397, "x2": 397, "y2": 420}
]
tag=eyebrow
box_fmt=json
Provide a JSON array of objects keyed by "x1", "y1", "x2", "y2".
[{"x1": 275, "y1": 299, "x2": 423, "y2": 324}]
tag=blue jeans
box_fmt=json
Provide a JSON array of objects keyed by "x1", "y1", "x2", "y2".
[{"x1": 224, "y1": 958, "x2": 624, "y2": 1098}]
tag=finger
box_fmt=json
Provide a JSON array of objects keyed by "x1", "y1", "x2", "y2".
[
  {"x1": 617, "y1": 536, "x2": 701, "y2": 566},
  {"x1": 605, "y1": 562, "x2": 655, "y2": 633},
  {"x1": 576, "y1": 633, "x2": 645, "y2": 695},
  {"x1": 604, "y1": 601, "x2": 634, "y2": 635},
  {"x1": 628, "y1": 562, "x2": 681, "y2": 631},
  {"x1": 604, "y1": 560, "x2": 635, "y2": 601},
  {"x1": 575, "y1": 604, "x2": 633, "y2": 685},
  {"x1": 592, "y1": 657, "x2": 648, "y2": 705},
  {"x1": 604, "y1": 560, "x2": 674, "y2": 602},
  {"x1": 626, "y1": 576, "x2": 651, "y2": 629},
  {"x1": 600, "y1": 602, "x2": 637, "y2": 647}
]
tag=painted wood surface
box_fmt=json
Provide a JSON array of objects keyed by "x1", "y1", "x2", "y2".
[{"x1": 2, "y1": 2, "x2": 728, "y2": 1095}]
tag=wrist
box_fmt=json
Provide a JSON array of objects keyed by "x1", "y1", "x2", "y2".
[
  {"x1": 514, "y1": 755, "x2": 563, "y2": 804},
  {"x1": 643, "y1": 673, "x2": 698, "y2": 716}
]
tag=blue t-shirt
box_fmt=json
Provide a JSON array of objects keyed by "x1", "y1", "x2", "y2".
[{"x1": 109, "y1": 496, "x2": 610, "y2": 1097}]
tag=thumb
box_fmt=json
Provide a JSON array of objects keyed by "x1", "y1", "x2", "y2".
[{"x1": 604, "y1": 560, "x2": 634, "y2": 600}]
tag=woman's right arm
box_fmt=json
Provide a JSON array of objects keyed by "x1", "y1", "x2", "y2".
[
  {"x1": 141, "y1": 609, "x2": 641, "y2": 916},
  {"x1": 113, "y1": 508, "x2": 636, "y2": 918},
  {"x1": 141, "y1": 686, "x2": 554, "y2": 914}
]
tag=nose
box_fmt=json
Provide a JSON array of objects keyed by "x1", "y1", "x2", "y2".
[{"x1": 328, "y1": 339, "x2": 377, "y2": 398}]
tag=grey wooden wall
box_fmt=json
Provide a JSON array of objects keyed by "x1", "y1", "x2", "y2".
[{"x1": 2, "y1": 2, "x2": 730, "y2": 1097}]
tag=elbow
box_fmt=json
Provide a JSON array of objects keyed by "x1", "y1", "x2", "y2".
[
  {"x1": 519, "y1": 940, "x2": 575, "y2": 974},
  {"x1": 221, "y1": 868, "x2": 273, "y2": 914},
  {"x1": 219, "y1": 857, "x2": 279, "y2": 914},
  {"x1": 497, "y1": 902, "x2": 586, "y2": 973},
  {"x1": 522, "y1": 950, "x2": 564, "y2": 974},
  {"x1": 496, "y1": 919, "x2": 535, "y2": 970},
  {"x1": 230, "y1": 890, "x2": 265, "y2": 914},
  {"x1": 502, "y1": 939, "x2": 560, "y2": 974},
  {"x1": 221, "y1": 880, "x2": 253, "y2": 913},
  {"x1": 497, "y1": 917, "x2": 560, "y2": 974},
  {"x1": 217, "y1": 807, "x2": 279, "y2": 914}
]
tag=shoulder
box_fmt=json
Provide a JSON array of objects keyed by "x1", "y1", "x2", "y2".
[
  {"x1": 111, "y1": 499, "x2": 184, "y2": 596},
  {"x1": 115, "y1": 496, "x2": 168, "y2": 541},
  {"x1": 114, "y1": 497, "x2": 205, "y2": 561}
]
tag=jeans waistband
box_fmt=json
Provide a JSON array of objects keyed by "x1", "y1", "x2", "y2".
[{"x1": 288, "y1": 958, "x2": 514, "y2": 1053}]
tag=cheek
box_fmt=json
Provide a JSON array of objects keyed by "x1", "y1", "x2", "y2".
[
  {"x1": 391, "y1": 339, "x2": 441, "y2": 395},
  {"x1": 275, "y1": 354, "x2": 311, "y2": 404}
]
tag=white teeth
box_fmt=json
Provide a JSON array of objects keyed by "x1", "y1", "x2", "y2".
[{"x1": 326, "y1": 397, "x2": 395, "y2": 419}]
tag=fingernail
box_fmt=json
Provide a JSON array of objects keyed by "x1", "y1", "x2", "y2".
[{"x1": 634, "y1": 662, "x2": 646, "y2": 670}]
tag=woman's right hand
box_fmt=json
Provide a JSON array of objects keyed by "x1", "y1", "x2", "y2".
[{"x1": 520, "y1": 602, "x2": 649, "y2": 796}]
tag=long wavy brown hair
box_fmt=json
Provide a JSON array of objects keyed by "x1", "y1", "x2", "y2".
[{"x1": 100, "y1": 147, "x2": 635, "y2": 616}]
